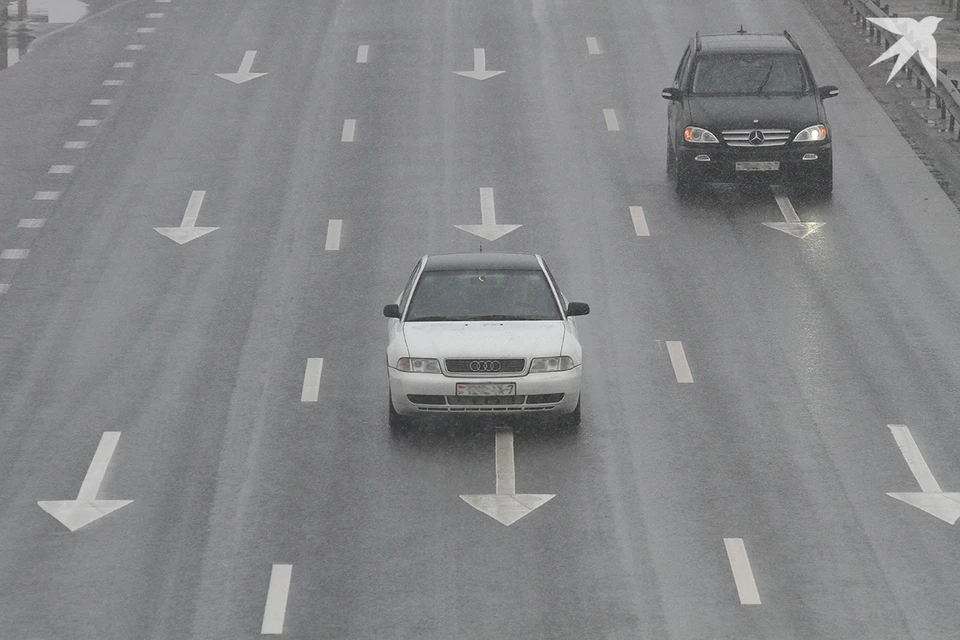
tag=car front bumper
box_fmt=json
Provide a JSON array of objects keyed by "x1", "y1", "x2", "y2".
[
  {"x1": 388, "y1": 366, "x2": 582, "y2": 416},
  {"x1": 677, "y1": 142, "x2": 832, "y2": 185}
]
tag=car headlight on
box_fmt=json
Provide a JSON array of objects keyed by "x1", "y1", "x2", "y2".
[
  {"x1": 529, "y1": 356, "x2": 576, "y2": 373},
  {"x1": 683, "y1": 126, "x2": 719, "y2": 143},
  {"x1": 793, "y1": 124, "x2": 828, "y2": 142},
  {"x1": 396, "y1": 357, "x2": 441, "y2": 373}
]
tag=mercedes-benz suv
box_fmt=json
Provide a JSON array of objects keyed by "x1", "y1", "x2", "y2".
[{"x1": 662, "y1": 30, "x2": 839, "y2": 198}]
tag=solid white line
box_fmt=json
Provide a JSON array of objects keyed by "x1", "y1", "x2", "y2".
[
  {"x1": 64, "y1": 141, "x2": 88, "y2": 149},
  {"x1": 0, "y1": 284, "x2": 9, "y2": 294},
  {"x1": 136, "y1": 27, "x2": 155, "y2": 33},
  {"x1": 325, "y1": 220, "x2": 342, "y2": 251},
  {"x1": 261, "y1": 564, "x2": 293, "y2": 634},
  {"x1": 102, "y1": 80, "x2": 123, "y2": 85},
  {"x1": 77, "y1": 120, "x2": 100, "y2": 127},
  {"x1": 0, "y1": 250, "x2": 28, "y2": 259},
  {"x1": 33, "y1": 191, "x2": 60, "y2": 200},
  {"x1": 181, "y1": 191, "x2": 205, "y2": 227},
  {"x1": 341, "y1": 119, "x2": 356, "y2": 142},
  {"x1": 773, "y1": 193, "x2": 801, "y2": 224},
  {"x1": 495, "y1": 429, "x2": 516, "y2": 495},
  {"x1": 629, "y1": 206, "x2": 649, "y2": 236},
  {"x1": 586, "y1": 37, "x2": 600, "y2": 54},
  {"x1": 125, "y1": 44, "x2": 145, "y2": 50},
  {"x1": 356, "y1": 45, "x2": 368, "y2": 63},
  {"x1": 665, "y1": 341, "x2": 693, "y2": 383},
  {"x1": 90, "y1": 99, "x2": 113, "y2": 105},
  {"x1": 49, "y1": 165, "x2": 75, "y2": 174},
  {"x1": 888, "y1": 424, "x2": 942, "y2": 493},
  {"x1": 724, "y1": 538, "x2": 761, "y2": 604},
  {"x1": 18, "y1": 219, "x2": 45, "y2": 228},
  {"x1": 300, "y1": 358, "x2": 324, "y2": 402},
  {"x1": 603, "y1": 108, "x2": 619, "y2": 131},
  {"x1": 77, "y1": 431, "x2": 122, "y2": 500}
]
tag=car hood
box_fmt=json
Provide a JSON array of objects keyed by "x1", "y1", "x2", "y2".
[
  {"x1": 402, "y1": 321, "x2": 566, "y2": 359},
  {"x1": 687, "y1": 94, "x2": 821, "y2": 132}
]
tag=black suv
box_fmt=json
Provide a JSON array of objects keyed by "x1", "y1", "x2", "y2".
[{"x1": 662, "y1": 30, "x2": 838, "y2": 198}]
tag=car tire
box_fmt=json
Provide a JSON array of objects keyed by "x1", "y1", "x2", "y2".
[
  {"x1": 559, "y1": 397, "x2": 581, "y2": 428},
  {"x1": 388, "y1": 393, "x2": 412, "y2": 430}
]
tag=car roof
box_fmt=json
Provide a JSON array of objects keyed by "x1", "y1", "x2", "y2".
[
  {"x1": 421, "y1": 252, "x2": 543, "y2": 272},
  {"x1": 698, "y1": 33, "x2": 799, "y2": 54}
]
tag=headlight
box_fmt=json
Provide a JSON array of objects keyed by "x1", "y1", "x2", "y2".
[
  {"x1": 683, "y1": 126, "x2": 719, "y2": 143},
  {"x1": 793, "y1": 124, "x2": 827, "y2": 142},
  {"x1": 396, "y1": 357, "x2": 441, "y2": 373},
  {"x1": 529, "y1": 356, "x2": 576, "y2": 373}
]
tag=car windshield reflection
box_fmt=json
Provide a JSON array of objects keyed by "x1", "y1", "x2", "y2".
[{"x1": 405, "y1": 270, "x2": 562, "y2": 322}]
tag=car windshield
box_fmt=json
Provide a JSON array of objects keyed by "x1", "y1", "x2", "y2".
[
  {"x1": 691, "y1": 53, "x2": 808, "y2": 95},
  {"x1": 405, "y1": 269, "x2": 563, "y2": 322}
]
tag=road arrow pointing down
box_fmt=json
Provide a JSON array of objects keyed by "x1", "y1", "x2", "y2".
[
  {"x1": 38, "y1": 431, "x2": 132, "y2": 532},
  {"x1": 460, "y1": 429, "x2": 554, "y2": 526},
  {"x1": 154, "y1": 190, "x2": 219, "y2": 244},
  {"x1": 454, "y1": 48, "x2": 505, "y2": 80},
  {"x1": 886, "y1": 424, "x2": 960, "y2": 524},
  {"x1": 763, "y1": 190, "x2": 824, "y2": 238},
  {"x1": 216, "y1": 50, "x2": 268, "y2": 84},
  {"x1": 455, "y1": 188, "x2": 521, "y2": 241}
]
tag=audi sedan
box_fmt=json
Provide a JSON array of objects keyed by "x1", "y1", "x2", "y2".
[{"x1": 383, "y1": 252, "x2": 589, "y2": 428}]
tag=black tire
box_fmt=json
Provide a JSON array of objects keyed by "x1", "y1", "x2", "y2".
[
  {"x1": 559, "y1": 398, "x2": 581, "y2": 428},
  {"x1": 388, "y1": 393, "x2": 411, "y2": 430}
]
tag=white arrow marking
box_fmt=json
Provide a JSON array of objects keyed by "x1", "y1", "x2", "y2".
[
  {"x1": 454, "y1": 48, "x2": 505, "y2": 80},
  {"x1": 261, "y1": 563, "x2": 292, "y2": 634},
  {"x1": 455, "y1": 188, "x2": 521, "y2": 241},
  {"x1": 886, "y1": 424, "x2": 960, "y2": 524},
  {"x1": 460, "y1": 429, "x2": 554, "y2": 526},
  {"x1": 301, "y1": 358, "x2": 324, "y2": 402},
  {"x1": 154, "y1": 190, "x2": 219, "y2": 244},
  {"x1": 216, "y1": 50, "x2": 268, "y2": 84},
  {"x1": 724, "y1": 538, "x2": 761, "y2": 604},
  {"x1": 763, "y1": 189, "x2": 824, "y2": 238},
  {"x1": 629, "y1": 205, "x2": 649, "y2": 236},
  {"x1": 666, "y1": 340, "x2": 693, "y2": 383},
  {"x1": 38, "y1": 431, "x2": 133, "y2": 532}
]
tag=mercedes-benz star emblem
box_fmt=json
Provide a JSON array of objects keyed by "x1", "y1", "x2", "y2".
[
  {"x1": 748, "y1": 130, "x2": 764, "y2": 145},
  {"x1": 469, "y1": 360, "x2": 502, "y2": 372}
]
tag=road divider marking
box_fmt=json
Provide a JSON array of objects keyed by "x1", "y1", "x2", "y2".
[
  {"x1": 77, "y1": 120, "x2": 100, "y2": 127},
  {"x1": 114, "y1": 61, "x2": 133, "y2": 68},
  {"x1": 64, "y1": 141, "x2": 88, "y2": 149},
  {"x1": 18, "y1": 219, "x2": 45, "y2": 228},
  {"x1": 155, "y1": 0, "x2": 170, "y2": 3},
  {"x1": 301, "y1": 358, "x2": 324, "y2": 402},
  {"x1": 724, "y1": 538, "x2": 761, "y2": 604},
  {"x1": 125, "y1": 44, "x2": 145, "y2": 50},
  {"x1": 357, "y1": 45, "x2": 368, "y2": 63},
  {"x1": 0, "y1": 250, "x2": 28, "y2": 259},
  {"x1": 325, "y1": 220, "x2": 342, "y2": 251},
  {"x1": 629, "y1": 206, "x2": 649, "y2": 236},
  {"x1": 341, "y1": 119, "x2": 356, "y2": 142},
  {"x1": 90, "y1": 99, "x2": 113, "y2": 105},
  {"x1": 49, "y1": 165, "x2": 75, "y2": 174},
  {"x1": 102, "y1": 80, "x2": 123, "y2": 86},
  {"x1": 146, "y1": 12, "x2": 164, "y2": 18},
  {"x1": 603, "y1": 108, "x2": 619, "y2": 131},
  {"x1": 33, "y1": 191, "x2": 60, "y2": 200},
  {"x1": 261, "y1": 564, "x2": 293, "y2": 634},
  {"x1": 136, "y1": 27, "x2": 155, "y2": 33},
  {"x1": 665, "y1": 341, "x2": 693, "y2": 383},
  {"x1": 586, "y1": 37, "x2": 600, "y2": 54}
]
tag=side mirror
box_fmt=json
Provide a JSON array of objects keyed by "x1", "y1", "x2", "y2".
[
  {"x1": 661, "y1": 87, "x2": 681, "y2": 101},
  {"x1": 818, "y1": 85, "x2": 839, "y2": 99},
  {"x1": 383, "y1": 303, "x2": 401, "y2": 319},
  {"x1": 566, "y1": 302, "x2": 590, "y2": 317}
]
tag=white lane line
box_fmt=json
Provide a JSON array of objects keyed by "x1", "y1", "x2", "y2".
[
  {"x1": 603, "y1": 108, "x2": 619, "y2": 131},
  {"x1": 325, "y1": 220, "x2": 342, "y2": 251},
  {"x1": 0, "y1": 250, "x2": 29, "y2": 259},
  {"x1": 629, "y1": 206, "x2": 649, "y2": 236},
  {"x1": 0, "y1": 284, "x2": 9, "y2": 294},
  {"x1": 102, "y1": 80, "x2": 123, "y2": 86},
  {"x1": 300, "y1": 358, "x2": 324, "y2": 402},
  {"x1": 49, "y1": 165, "x2": 75, "y2": 174},
  {"x1": 155, "y1": 0, "x2": 171, "y2": 3},
  {"x1": 261, "y1": 564, "x2": 293, "y2": 635},
  {"x1": 724, "y1": 538, "x2": 761, "y2": 604},
  {"x1": 33, "y1": 191, "x2": 60, "y2": 200},
  {"x1": 665, "y1": 340, "x2": 693, "y2": 383},
  {"x1": 18, "y1": 219, "x2": 45, "y2": 228},
  {"x1": 495, "y1": 429, "x2": 516, "y2": 495},
  {"x1": 90, "y1": 99, "x2": 113, "y2": 105},
  {"x1": 114, "y1": 61, "x2": 134, "y2": 68},
  {"x1": 889, "y1": 424, "x2": 942, "y2": 493},
  {"x1": 125, "y1": 44, "x2": 145, "y2": 50},
  {"x1": 136, "y1": 27, "x2": 155, "y2": 33},
  {"x1": 77, "y1": 120, "x2": 100, "y2": 127},
  {"x1": 146, "y1": 12, "x2": 164, "y2": 18},
  {"x1": 586, "y1": 37, "x2": 600, "y2": 54},
  {"x1": 356, "y1": 45, "x2": 368, "y2": 63},
  {"x1": 341, "y1": 119, "x2": 356, "y2": 142},
  {"x1": 64, "y1": 141, "x2": 88, "y2": 149}
]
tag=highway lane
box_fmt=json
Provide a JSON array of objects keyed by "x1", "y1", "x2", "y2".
[{"x1": 0, "y1": 0, "x2": 959, "y2": 638}]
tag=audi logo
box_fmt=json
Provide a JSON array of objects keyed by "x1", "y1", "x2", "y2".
[
  {"x1": 469, "y1": 360, "x2": 502, "y2": 372},
  {"x1": 748, "y1": 130, "x2": 765, "y2": 145}
]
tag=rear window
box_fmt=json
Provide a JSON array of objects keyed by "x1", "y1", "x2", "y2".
[
  {"x1": 691, "y1": 53, "x2": 809, "y2": 95},
  {"x1": 405, "y1": 269, "x2": 562, "y2": 322}
]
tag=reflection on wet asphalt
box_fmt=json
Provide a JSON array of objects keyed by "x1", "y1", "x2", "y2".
[{"x1": 1, "y1": 0, "x2": 88, "y2": 70}]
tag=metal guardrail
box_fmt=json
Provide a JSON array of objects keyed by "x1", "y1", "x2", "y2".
[{"x1": 843, "y1": 0, "x2": 960, "y2": 138}]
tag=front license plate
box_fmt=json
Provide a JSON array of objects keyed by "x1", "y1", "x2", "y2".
[
  {"x1": 456, "y1": 383, "x2": 516, "y2": 396},
  {"x1": 736, "y1": 161, "x2": 780, "y2": 171}
]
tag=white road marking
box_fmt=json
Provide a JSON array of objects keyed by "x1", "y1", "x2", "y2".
[
  {"x1": 0, "y1": 284, "x2": 9, "y2": 294},
  {"x1": 0, "y1": 250, "x2": 28, "y2": 259},
  {"x1": 136, "y1": 27, "x2": 155, "y2": 33},
  {"x1": 215, "y1": 51, "x2": 267, "y2": 84},
  {"x1": 629, "y1": 206, "x2": 649, "y2": 236},
  {"x1": 773, "y1": 193, "x2": 801, "y2": 223},
  {"x1": 341, "y1": 119, "x2": 356, "y2": 142},
  {"x1": 325, "y1": 220, "x2": 342, "y2": 251},
  {"x1": 64, "y1": 141, "x2": 88, "y2": 149},
  {"x1": 665, "y1": 340, "x2": 693, "y2": 383},
  {"x1": 102, "y1": 80, "x2": 123, "y2": 86},
  {"x1": 455, "y1": 187, "x2": 521, "y2": 241},
  {"x1": 356, "y1": 45, "x2": 368, "y2": 63},
  {"x1": 300, "y1": 358, "x2": 324, "y2": 402},
  {"x1": 603, "y1": 108, "x2": 619, "y2": 131},
  {"x1": 146, "y1": 12, "x2": 164, "y2": 18},
  {"x1": 586, "y1": 37, "x2": 600, "y2": 54},
  {"x1": 889, "y1": 424, "x2": 941, "y2": 493},
  {"x1": 49, "y1": 165, "x2": 74, "y2": 174},
  {"x1": 114, "y1": 62, "x2": 134, "y2": 68},
  {"x1": 495, "y1": 429, "x2": 516, "y2": 495},
  {"x1": 77, "y1": 120, "x2": 100, "y2": 127},
  {"x1": 724, "y1": 538, "x2": 761, "y2": 604},
  {"x1": 454, "y1": 47, "x2": 505, "y2": 80},
  {"x1": 154, "y1": 190, "x2": 219, "y2": 244},
  {"x1": 125, "y1": 44, "x2": 145, "y2": 50},
  {"x1": 90, "y1": 99, "x2": 113, "y2": 105},
  {"x1": 261, "y1": 564, "x2": 293, "y2": 635},
  {"x1": 33, "y1": 191, "x2": 60, "y2": 200},
  {"x1": 18, "y1": 219, "x2": 45, "y2": 228},
  {"x1": 155, "y1": 0, "x2": 171, "y2": 3}
]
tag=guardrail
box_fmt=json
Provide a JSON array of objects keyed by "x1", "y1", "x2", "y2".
[{"x1": 843, "y1": 0, "x2": 960, "y2": 139}]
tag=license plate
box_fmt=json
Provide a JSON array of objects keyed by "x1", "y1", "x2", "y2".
[
  {"x1": 736, "y1": 161, "x2": 780, "y2": 171},
  {"x1": 456, "y1": 383, "x2": 516, "y2": 396}
]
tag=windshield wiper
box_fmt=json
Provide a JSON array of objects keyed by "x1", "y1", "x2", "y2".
[{"x1": 755, "y1": 64, "x2": 773, "y2": 94}]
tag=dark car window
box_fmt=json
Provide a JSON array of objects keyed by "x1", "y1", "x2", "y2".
[
  {"x1": 405, "y1": 269, "x2": 563, "y2": 322},
  {"x1": 690, "y1": 53, "x2": 809, "y2": 95}
]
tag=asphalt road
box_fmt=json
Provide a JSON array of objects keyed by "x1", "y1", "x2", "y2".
[{"x1": 0, "y1": 0, "x2": 959, "y2": 638}]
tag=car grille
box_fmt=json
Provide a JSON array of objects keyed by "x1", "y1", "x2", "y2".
[
  {"x1": 722, "y1": 129, "x2": 791, "y2": 147},
  {"x1": 444, "y1": 358, "x2": 526, "y2": 374}
]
